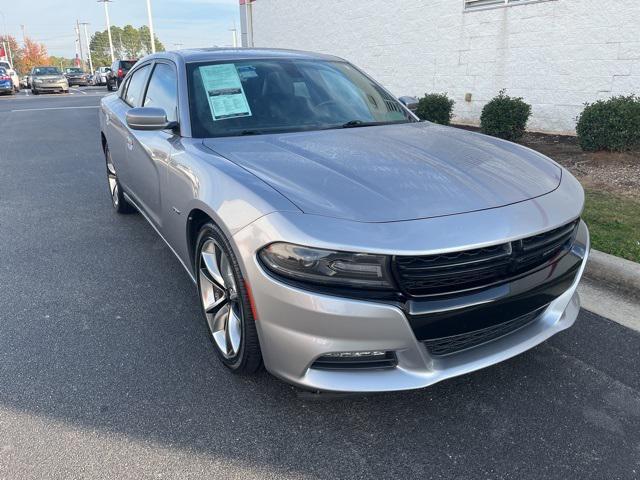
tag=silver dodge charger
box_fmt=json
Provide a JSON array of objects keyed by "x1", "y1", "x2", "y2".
[{"x1": 99, "y1": 48, "x2": 589, "y2": 393}]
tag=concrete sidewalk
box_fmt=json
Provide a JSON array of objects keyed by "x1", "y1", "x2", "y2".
[
  {"x1": 580, "y1": 250, "x2": 640, "y2": 331},
  {"x1": 579, "y1": 278, "x2": 640, "y2": 332}
]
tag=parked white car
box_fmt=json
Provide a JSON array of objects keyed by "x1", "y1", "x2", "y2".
[
  {"x1": 0, "y1": 61, "x2": 20, "y2": 93},
  {"x1": 94, "y1": 66, "x2": 111, "y2": 86}
]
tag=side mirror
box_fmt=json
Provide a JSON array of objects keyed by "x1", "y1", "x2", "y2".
[
  {"x1": 126, "y1": 107, "x2": 175, "y2": 131},
  {"x1": 399, "y1": 96, "x2": 419, "y2": 112}
]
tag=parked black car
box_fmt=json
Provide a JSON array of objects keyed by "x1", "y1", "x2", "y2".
[
  {"x1": 106, "y1": 59, "x2": 137, "y2": 91},
  {"x1": 64, "y1": 67, "x2": 90, "y2": 86}
]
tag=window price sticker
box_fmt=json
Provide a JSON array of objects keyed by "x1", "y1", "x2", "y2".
[{"x1": 200, "y1": 63, "x2": 253, "y2": 121}]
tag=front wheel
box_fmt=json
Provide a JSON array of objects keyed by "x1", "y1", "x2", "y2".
[{"x1": 196, "y1": 223, "x2": 262, "y2": 374}]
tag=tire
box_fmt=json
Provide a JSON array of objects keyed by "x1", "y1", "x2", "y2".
[
  {"x1": 195, "y1": 222, "x2": 262, "y2": 374},
  {"x1": 105, "y1": 144, "x2": 135, "y2": 214}
]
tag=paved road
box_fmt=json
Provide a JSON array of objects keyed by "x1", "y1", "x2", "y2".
[{"x1": 0, "y1": 89, "x2": 639, "y2": 480}]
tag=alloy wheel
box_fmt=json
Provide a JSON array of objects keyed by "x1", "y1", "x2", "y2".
[
  {"x1": 199, "y1": 239, "x2": 243, "y2": 359},
  {"x1": 106, "y1": 149, "x2": 119, "y2": 208}
]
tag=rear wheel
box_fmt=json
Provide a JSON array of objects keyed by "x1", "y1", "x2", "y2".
[
  {"x1": 196, "y1": 223, "x2": 262, "y2": 374},
  {"x1": 105, "y1": 144, "x2": 135, "y2": 214}
]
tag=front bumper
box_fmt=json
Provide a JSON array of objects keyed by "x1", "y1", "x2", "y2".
[
  {"x1": 67, "y1": 78, "x2": 88, "y2": 86},
  {"x1": 239, "y1": 222, "x2": 588, "y2": 392},
  {"x1": 33, "y1": 82, "x2": 68, "y2": 91},
  {"x1": 231, "y1": 172, "x2": 589, "y2": 392}
]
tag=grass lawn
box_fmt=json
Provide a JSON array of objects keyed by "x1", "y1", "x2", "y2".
[{"x1": 582, "y1": 189, "x2": 640, "y2": 263}]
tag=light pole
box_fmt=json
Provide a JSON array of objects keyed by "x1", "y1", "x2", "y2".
[
  {"x1": 145, "y1": 0, "x2": 156, "y2": 54},
  {"x1": 80, "y1": 22, "x2": 94, "y2": 75},
  {"x1": 76, "y1": 20, "x2": 85, "y2": 68},
  {"x1": 97, "y1": 0, "x2": 115, "y2": 63},
  {"x1": 230, "y1": 22, "x2": 238, "y2": 48},
  {"x1": 0, "y1": 11, "x2": 12, "y2": 65}
]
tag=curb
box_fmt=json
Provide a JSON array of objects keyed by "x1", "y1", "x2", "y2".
[{"x1": 584, "y1": 249, "x2": 640, "y2": 294}]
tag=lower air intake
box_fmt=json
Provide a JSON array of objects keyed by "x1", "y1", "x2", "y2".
[{"x1": 423, "y1": 306, "x2": 547, "y2": 357}]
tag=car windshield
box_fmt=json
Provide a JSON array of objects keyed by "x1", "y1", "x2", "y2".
[
  {"x1": 0, "y1": 68, "x2": 6, "y2": 75},
  {"x1": 65, "y1": 68, "x2": 83, "y2": 73},
  {"x1": 187, "y1": 59, "x2": 416, "y2": 138},
  {"x1": 34, "y1": 67, "x2": 61, "y2": 76},
  {"x1": 0, "y1": 62, "x2": 10, "y2": 70}
]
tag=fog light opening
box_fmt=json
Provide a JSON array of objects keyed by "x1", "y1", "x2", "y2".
[{"x1": 311, "y1": 351, "x2": 397, "y2": 370}]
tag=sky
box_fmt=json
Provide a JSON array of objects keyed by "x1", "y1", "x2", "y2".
[{"x1": 0, "y1": 0, "x2": 241, "y2": 57}]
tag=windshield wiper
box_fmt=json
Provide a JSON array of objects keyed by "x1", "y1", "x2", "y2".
[
  {"x1": 340, "y1": 120, "x2": 409, "y2": 129},
  {"x1": 341, "y1": 120, "x2": 376, "y2": 128}
]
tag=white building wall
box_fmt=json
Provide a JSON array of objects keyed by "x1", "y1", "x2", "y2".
[{"x1": 250, "y1": 0, "x2": 640, "y2": 134}]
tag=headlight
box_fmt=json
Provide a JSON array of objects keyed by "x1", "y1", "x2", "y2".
[
  {"x1": 34, "y1": 78, "x2": 43, "y2": 83},
  {"x1": 258, "y1": 243, "x2": 395, "y2": 289}
]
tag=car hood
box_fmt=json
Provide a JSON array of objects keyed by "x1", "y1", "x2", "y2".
[{"x1": 203, "y1": 122, "x2": 562, "y2": 223}]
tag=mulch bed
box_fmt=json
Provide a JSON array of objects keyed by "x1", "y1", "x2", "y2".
[
  {"x1": 518, "y1": 133, "x2": 640, "y2": 200},
  {"x1": 452, "y1": 125, "x2": 639, "y2": 199}
]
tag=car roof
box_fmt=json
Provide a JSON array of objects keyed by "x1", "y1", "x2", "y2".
[{"x1": 144, "y1": 48, "x2": 344, "y2": 64}]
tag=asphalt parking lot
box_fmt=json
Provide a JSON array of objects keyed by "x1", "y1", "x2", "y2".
[{"x1": 0, "y1": 88, "x2": 639, "y2": 479}]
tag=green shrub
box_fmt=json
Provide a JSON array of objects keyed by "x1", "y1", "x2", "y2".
[
  {"x1": 576, "y1": 95, "x2": 640, "y2": 152},
  {"x1": 480, "y1": 90, "x2": 532, "y2": 141},
  {"x1": 416, "y1": 93, "x2": 455, "y2": 125}
]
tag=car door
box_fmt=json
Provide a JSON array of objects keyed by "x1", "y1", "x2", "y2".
[{"x1": 125, "y1": 61, "x2": 179, "y2": 230}]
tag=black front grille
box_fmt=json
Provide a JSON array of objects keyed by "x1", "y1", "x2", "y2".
[
  {"x1": 423, "y1": 306, "x2": 546, "y2": 356},
  {"x1": 394, "y1": 220, "x2": 579, "y2": 297}
]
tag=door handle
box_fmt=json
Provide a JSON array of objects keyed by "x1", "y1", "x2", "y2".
[{"x1": 127, "y1": 136, "x2": 133, "y2": 150}]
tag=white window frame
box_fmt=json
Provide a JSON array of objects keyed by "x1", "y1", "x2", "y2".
[{"x1": 463, "y1": 0, "x2": 556, "y2": 12}]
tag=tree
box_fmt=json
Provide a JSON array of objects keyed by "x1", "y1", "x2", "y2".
[
  {"x1": 139, "y1": 25, "x2": 165, "y2": 54},
  {"x1": 11, "y1": 37, "x2": 49, "y2": 74},
  {"x1": 89, "y1": 30, "x2": 114, "y2": 67},
  {"x1": 90, "y1": 24, "x2": 165, "y2": 67},
  {"x1": 0, "y1": 35, "x2": 22, "y2": 70},
  {"x1": 49, "y1": 56, "x2": 76, "y2": 70},
  {"x1": 121, "y1": 25, "x2": 141, "y2": 58}
]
